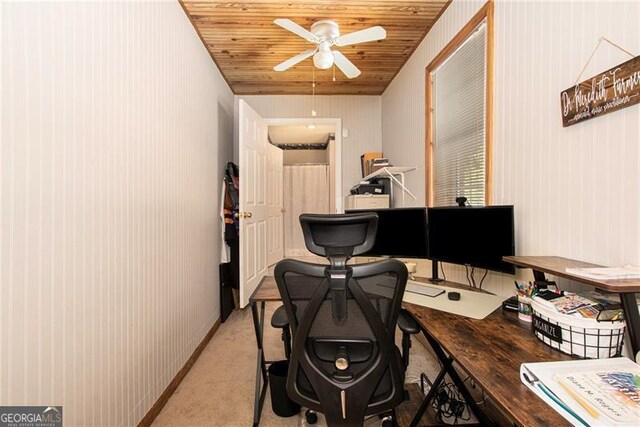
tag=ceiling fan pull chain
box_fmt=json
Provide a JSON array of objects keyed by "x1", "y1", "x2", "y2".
[{"x1": 311, "y1": 67, "x2": 317, "y2": 117}]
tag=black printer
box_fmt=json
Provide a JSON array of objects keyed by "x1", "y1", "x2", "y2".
[{"x1": 350, "y1": 182, "x2": 386, "y2": 195}]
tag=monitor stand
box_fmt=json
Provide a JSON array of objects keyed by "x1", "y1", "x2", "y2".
[{"x1": 428, "y1": 260, "x2": 444, "y2": 283}]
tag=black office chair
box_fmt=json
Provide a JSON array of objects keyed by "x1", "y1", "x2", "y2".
[{"x1": 274, "y1": 213, "x2": 414, "y2": 426}]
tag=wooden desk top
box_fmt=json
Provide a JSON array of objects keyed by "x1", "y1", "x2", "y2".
[
  {"x1": 250, "y1": 276, "x2": 282, "y2": 302},
  {"x1": 504, "y1": 255, "x2": 640, "y2": 293},
  {"x1": 406, "y1": 299, "x2": 572, "y2": 427},
  {"x1": 251, "y1": 275, "x2": 572, "y2": 426}
]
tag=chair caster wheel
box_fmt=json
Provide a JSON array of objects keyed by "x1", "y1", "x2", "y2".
[
  {"x1": 381, "y1": 415, "x2": 394, "y2": 427},
  {"x1": 305, "y1": 409, "x2": 318, "y2": 424}
]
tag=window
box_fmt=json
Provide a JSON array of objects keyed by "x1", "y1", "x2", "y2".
[{"x1": 426, "y1": 3, "x2": 493, "y2": 207}]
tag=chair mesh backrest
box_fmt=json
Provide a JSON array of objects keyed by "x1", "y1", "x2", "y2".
[
  {"x1": 274, "y1": 258, "x2": 408, "y2": 425},
  {"x1": 300, "y1": 213, "x2": 378, "y2": 259}
]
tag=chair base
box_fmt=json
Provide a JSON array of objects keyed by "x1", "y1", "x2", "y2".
[{"x1": 305, "y1": 409, "x2": 318, "y2": 424}]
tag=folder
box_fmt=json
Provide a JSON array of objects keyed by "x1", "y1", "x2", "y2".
[{"x1": 360, "y1": 152, "x2": 383, "y2": 177}]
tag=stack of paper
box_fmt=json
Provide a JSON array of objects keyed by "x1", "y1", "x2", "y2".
[
  {"x1": 532, "y1": 293, "x2": 598, "y2": 314},
  {"x1": 566, "y1": 266, "x2": 640, "y2": 280},
  {"x1": 521, "y1": 357, "x2": 640, "y2": 426}
]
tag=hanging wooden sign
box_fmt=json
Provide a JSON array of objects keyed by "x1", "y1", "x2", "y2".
[{"x1": 561, "y1": 55, "x2": 640, "y2": 127}]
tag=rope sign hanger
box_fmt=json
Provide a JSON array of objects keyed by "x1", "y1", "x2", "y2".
[{"x1": 573, "y1": 36, "x2": 637, "y2": 86}]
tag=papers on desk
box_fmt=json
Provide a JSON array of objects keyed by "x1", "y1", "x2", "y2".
[
  {"x1": 520, "y1": 357, "x2": 640, "y2": 426},
  {"x1": 532, "y1": 293, "x2": 600, "y2": 315},
  {"x1": 566, "y1": 266, "x2": 640, "y2": 280}
]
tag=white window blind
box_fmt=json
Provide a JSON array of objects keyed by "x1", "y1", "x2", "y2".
[{"x1": 432, "y1": 22, "x2": 487, "y2": 207}]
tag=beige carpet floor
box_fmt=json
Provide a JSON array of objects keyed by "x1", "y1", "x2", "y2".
[{"x1": 153, "y1": 302, "x2": 443, "y2": 426}]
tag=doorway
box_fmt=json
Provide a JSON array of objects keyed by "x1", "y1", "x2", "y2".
[{"x1": 266, "y1": 119, "x2": 342, "y2": 258}]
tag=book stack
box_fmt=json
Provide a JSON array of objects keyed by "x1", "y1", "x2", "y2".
[{"x1": 370, "y1": 157, "x2": 390, "y2": 173}]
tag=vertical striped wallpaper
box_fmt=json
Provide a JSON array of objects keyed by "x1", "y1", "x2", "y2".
[
  {"x1": 382, "y1": 0, "x2": 640, "y2": 296},
  {"x1": 1, "y1": 1, "x2": 234, "y2": 425},
  {"x1": 494, "y1": 0, "x2": 640, "y2": 267},
  {"x1": 238, "y1": 95, "x2": 382, "y2": 197}
]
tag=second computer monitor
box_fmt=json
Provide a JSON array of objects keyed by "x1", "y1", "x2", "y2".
[
  {"x1": 427, "y1": 205, "x2": 515, "y2": 274},
  {"x1": 344, "y1": 207, "x2": 428, "y2": 258}
]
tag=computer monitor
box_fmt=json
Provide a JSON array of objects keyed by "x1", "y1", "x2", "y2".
[
  {"x1": 344, "y1": 207, "x2": 428, "y2": 259},
  {"x1": 427, "y1": 205, "x2": 515, "y2": 275}
]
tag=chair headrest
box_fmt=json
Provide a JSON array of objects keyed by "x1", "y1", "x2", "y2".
[{"x1": 299, "y1": 213, "x2": 378, "y2": 259}]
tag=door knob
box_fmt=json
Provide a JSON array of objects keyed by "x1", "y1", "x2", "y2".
[
  {"x1": 237, "y1": 211, "x2": 253, "y2": 219},
  {"x1": 245, "y1": 212, "x2": 253, "y2": 218}
]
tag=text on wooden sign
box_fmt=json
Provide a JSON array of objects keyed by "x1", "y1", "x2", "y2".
[{"x1": 561, "y1": 55, "x2": 640, "y2": 127}]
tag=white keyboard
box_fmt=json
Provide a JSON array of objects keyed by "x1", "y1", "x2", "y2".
[{"x1": 405, "y1": 280, "x2": 445, "y2": 298}]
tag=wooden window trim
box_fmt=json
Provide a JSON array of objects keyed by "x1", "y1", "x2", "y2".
[{"x1": 425, "y1": 1, "x2": 494, "y2": 206}]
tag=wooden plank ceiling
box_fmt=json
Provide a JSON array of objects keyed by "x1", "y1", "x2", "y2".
[{"x1": 180, "y1": 1, "x2": 451, "y2": 95}]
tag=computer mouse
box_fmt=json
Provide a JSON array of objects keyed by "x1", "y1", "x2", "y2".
[{"x1": 448, "y1": 291, "x2": 461, "y2": 301}]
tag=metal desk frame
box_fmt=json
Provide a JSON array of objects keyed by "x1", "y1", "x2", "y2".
[
  {"x1": 408, "y1": 328, "x2": 494, "y2": 427},
  {"x1": 248, "y1": 276, "x2": 284, "y2": 427}
]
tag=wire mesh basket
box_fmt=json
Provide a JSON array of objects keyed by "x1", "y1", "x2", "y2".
[{"x1": 530, "y1": 299, "x2": 625, "y2": 359}]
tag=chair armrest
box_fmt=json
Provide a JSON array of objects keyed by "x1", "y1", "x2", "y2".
[
  {"x1": 398, "y1": 309, "x2": 420, "y2": 335},
  {"x1": 271, "y1": 305, "x2": 290, "y2": 329}
]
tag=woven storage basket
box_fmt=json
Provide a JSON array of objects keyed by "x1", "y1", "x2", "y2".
[{"x1": 530, "y1": 298, "x2": 625, "y2": 359}]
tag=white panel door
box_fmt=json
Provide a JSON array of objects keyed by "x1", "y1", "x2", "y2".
[
  {"x1": 238, "y1": 100, "x2": 268, "y2": 308},
  {"x1": 267, "y1": 144, "x2": 284, "y2": 266}
]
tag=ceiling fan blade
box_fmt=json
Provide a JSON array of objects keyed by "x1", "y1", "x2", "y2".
[
  {"x1": 274, "y1": 18, "x2": 318, "y2": 43},
  {"x1": 273, "y1": 49, "x2": 316, "y2": 72},
  {"x1": 332, "y1": 51, "x2": 361, "y2": 79},
  {"x1": 334, "y1": 26, "x2": 386, "y2": 47}
]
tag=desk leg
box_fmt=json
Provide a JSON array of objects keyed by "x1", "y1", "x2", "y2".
[
  {"x1": 251, "y1": 301, "x2": 269, "y2": 427},
  {"x1": 409, "y1": 354, "x2": 449, "y2": 427},
  {"x1": 410, "y1": 328, "x2": 495, "y2": 427},
  {"x1": 620, "y1": 293, "x2": 640, "y2": 358}
]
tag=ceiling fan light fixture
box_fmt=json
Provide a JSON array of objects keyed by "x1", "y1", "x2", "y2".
[
  {"x1": 313, "y1": 50, "x2": 334, "y2": 69},
  {"x1": 273, "y1": 18, "x2": 385, "y2": 78}
]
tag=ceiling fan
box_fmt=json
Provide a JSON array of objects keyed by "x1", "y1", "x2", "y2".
[{"x1": 272, "y1": 19, "x2": 387, "y2": 79}]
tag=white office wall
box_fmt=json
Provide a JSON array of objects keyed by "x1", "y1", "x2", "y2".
[
  {"x1": 0, "y1": 1, "x2": 234, "y2": 425},
  {"x1": 238, "y1": 95, "x2": 382, "y2": 197},
  {"x1": 382, "y1": 0, "x2": 640, "y2": 295},
  {"x1": 494, "y1": 0, "x2": 639, "y2": 266}
]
